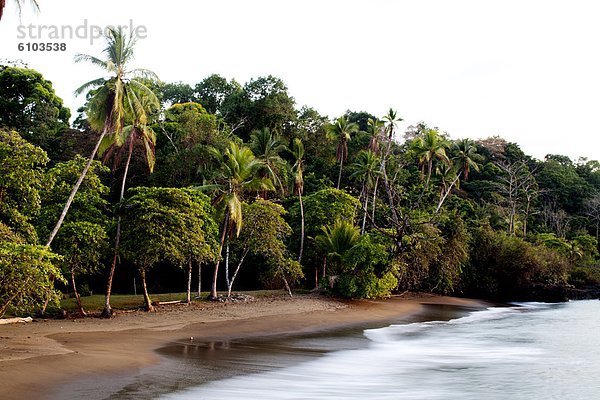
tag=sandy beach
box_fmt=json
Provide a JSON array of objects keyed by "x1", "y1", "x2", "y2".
[{"x1": 0, "y1": 293, "x2": 489, "y2": 399}]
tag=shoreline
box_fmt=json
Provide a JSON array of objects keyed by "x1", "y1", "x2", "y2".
[{"x1": 0, "y1": 293, "x2": 490, "y2": 399}]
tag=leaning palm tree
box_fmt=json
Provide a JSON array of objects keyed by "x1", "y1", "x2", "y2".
[
  {"x1": 452, "y1": 138, "x2": 481, "y2": 181},
  {"x1": 314, "y1": 220, "x2": 360, "y2": 287},
  {"x1": 250, "y1": 127, "x2": 288, "y2": 195},
  {"x1": 410, "y1": 128, "x2": 450, "y2": 188},
  {"x1": 201, "y1": 142, "x2": 274, "y2": 300},
  {"x1": 46, "y1": 27, "x2": 158, "y2": 250},
  {"x1": 326, "y1": 116, "x2": 359, "y2": 189},
  {"x1": 350, "y1": 150, "x2": 380, "y2": 234},
  {"x1": 0, "y1": 0, "x2": 38, "y2": 20},
  {"x1": 289, "y1": 138, "x2": 305, "y2": 263}
]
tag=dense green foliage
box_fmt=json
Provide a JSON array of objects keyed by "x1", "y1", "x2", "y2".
[
  {"x1": 2, "y1": 38, "x2": 600, "y2": 316},
  {"x1": 0, "y1": 241, "x2": 63, "y2": 317}
]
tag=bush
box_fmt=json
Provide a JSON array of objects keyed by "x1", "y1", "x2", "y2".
[
  {"x1": 465, "y1": 226, "x2": 570, "y2": 300},
  {"x1": 330, "y1": 233, "x2": 398, "y2": 299},
  {"x1": 0, "y1": 242, "x2": 63, "y2": 317}
]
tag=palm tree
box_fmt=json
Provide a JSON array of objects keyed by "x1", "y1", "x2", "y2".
[
  {"x1": 374, "y1": 109, "x2": 403, "y2": 221},
  {"x1": 410, "y1": 128, "x2": 450, "y2": 188},
  {"x1": 315, "y1": 220, "x2": 360, "y2": 287},
  {"x1": 366, "y1": 118, "x2": 384, "y2": 154},
  {"x1": 452, "y1": 138, "x2": 481, "y2": 181},
  {"x1": 289, "y1": 138, "x2": 306, "y2": 263},
  {"x1": 326, "y1": 116, "x2": 359, "y2": 189},
  {"x1": 250, "y1": 127, "x2": 288, "y2": 195},
  {"x1": 48, "y1": 27, "x2": 158, "y2": 317},
  {"x1": 46, "y1": 27, "x2": 158, "y2": 249},
  {"x1": 350, "y1": 150, "x2": 380, "y2": 234},
  {"x1": 0, "y1": 0, "x2": 38, "y2": 20},
  {"x1": 101, "y1": 110, "x2": 158, "y2": 317},
  {"x1": 202, "y1": 142, "x2": 274, "y2": 300}
]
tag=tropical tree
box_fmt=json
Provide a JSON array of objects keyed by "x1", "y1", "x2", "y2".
[
  {"x1": 288, "y1": 188, "x2": 360, "y2": 287},
  {"x1": 410, "y1": 128, "x2": 450, "y2": 188},
  {"x1": 326, "y1": 116, "x2": 359, "y2": 189},
  {"x1": 289, "y1": 138, "x2": 306, "y2": 263},
  {"x1": 57, "y1": 27, "x2": 159, "y2": 317},
  {"x1": 366, "y1": 117, "x2": 384, "y2": 154},
  {"x1": 0, "y1": 66, "x2": 70, "y2": 160},
  {"x1": 53, "y1": 222, "x2": 108, "y2": 315},
  {"x1": 36, "y1": 156, "x2": 110, "y2": 315},
  {"x1": 120, "y1": 187, "x2": 217, "y2": 311},
  {"x1": 250, "y1": 127, "x2": 288, "y2": 195},
  {"x1": 315, "y1": 219, "x2": 360, "y2": 285},
  {"x1": 375, "y1": 109, "x2": 402, "y2": 221},
  {"x1": 101, "y1": 94, "x2": 159, "y2": 317},
  {"x1": 0, "y1": 242, "x2": 62, "y2": 318},
  {"x1": 227, "y1": 200, "x2": 300, "y2": 297},
  {"x1": 202, "y1": 141, "x2": 274, "y2": 300},
  {"x1": 0, "y1": 129, "x2": 48, "y2": 242},
  {"x1": 350, "y1": 150, "x2": 380, "y2": 234},
  {"x1": 46, "y1": 26, "x2": 158, "y2": 254},
  {"x1": 452, "y1": 138, "x2": 481, "y2": 181}
]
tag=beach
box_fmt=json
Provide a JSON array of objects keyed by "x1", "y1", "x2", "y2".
[{"x1": 0, "y1": 293, "x2": 489, "y2": 399}]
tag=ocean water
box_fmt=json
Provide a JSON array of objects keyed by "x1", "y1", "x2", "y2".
[{"x1": 159, "y1": 301, "x2": 600, "y2": 400}]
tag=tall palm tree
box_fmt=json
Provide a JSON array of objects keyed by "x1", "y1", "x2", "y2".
[
  {"x1": 366, "y1": 118, "x2": 384, "y2": 154},
  {"x1": 0, "y1": 0, "x2": 38, "y2": 20},
  {"x1": 374, "y1": 109, "x2": 403, "y2": 221},
  {"x1": 46, "y1": 27, "x2": 158, "y2": 249},
  {"x1": 250, "y1": 127, "x2": 288, "y2": 195},
  {"x1": 315, "y1": 220, "x2": 360, "y2": 286},
  {"x1": 51, "y1": 27, "x2": 158, "y2": 317},
  {"x1": 350, "y1": 150, "x2": 380, "y2": 234},
  {"x1": 410, "y1": 128, "x2": 450, "y2": 188},
  {"x1": 101, "y1": 107, "x2": 158, "y2": 317},
  {"x1": 289, "y1": 138, "x2": 306, "y2": 263},
  {"x1": 326, "y1": 116, "x2": 359, "y2": 189},
  {"x1": 202, "y1": 142, "x2": 274, "y2": 299},
  {"x1": 452, "y1": 138, "x2": 481, "y2": 181}
]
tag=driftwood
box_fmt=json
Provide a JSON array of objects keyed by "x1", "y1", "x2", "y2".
[
  {"x1": 152, "y1": 300, "x2": 185, "y2": 306},
  {"x1": 0, "y1": 317, "x2": 33, "y2": 325}
]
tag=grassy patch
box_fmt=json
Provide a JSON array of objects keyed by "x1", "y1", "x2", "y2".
[{"x1": 58, "y1": 289, "x2": 308, "y2": 312}]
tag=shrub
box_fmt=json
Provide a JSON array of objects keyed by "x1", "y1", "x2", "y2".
[{"x1": 0, "y1": 242, "x2": 63, "y2": 317}]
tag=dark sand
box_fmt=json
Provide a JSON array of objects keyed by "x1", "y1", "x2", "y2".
[{"x1": 0, "y1": 294, "x2": 489, "y2": 399}]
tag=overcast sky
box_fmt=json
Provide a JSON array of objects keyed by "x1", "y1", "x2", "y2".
[{"x1": 1, "y1": 0, "x2": 599, "y2": 161}]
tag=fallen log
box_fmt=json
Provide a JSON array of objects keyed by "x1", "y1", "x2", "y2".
[
  {"x1": 152, "y1": 300, "x2": 185, "y2": 306},
  {"x1": 0, "y1": 316, "x2": 33, "y2": 325}
]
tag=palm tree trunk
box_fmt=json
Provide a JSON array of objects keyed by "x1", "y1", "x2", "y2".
[
  {"x1": 186, "y1": 258, "x2": 192, "y2": 304},
  {"x1": 140, "y1": 268, "x2": 154, "y2": 312},
  {"x1": 102, "y1": 143, "x2": 134, "y2": 318},
  {"x1": 278, "y1": 265, "x2": 293, "y2": 297},
  {"x1": 337, "y1": 158, "x2": 344, "y2": 189},
  {"x1": 372, "y1": 175, "x2": 379, "y2": 222},
  {"x1": 211, "y1": 210, "x2": 230, "y2": 300},
  {"x1": 425, "y1": 159, "x2": 433, "y2": 188},
  {"x1": 361, "y1": 183, "x2": 368, "y2": 234},
  {"x1": 322, "y1": 256, "x2": 327, "y2": 281},
  {"x1": 227, "y1": 248, "x2": 249, "y2": 298},
  {"x1": 197, "y1": 263, "x2": 202, "y2": 297},
  {"x1": 225, "y1": 241, "x2": 230, "y2": 289},
  {"x1": 314, "y1": 266, "x2": 318, "y2": 290},
  {"x1": 45, "y1": 124, "x2": 109, "y2": 247},
  {"x1": 71, "y1": 268, "x2": 86, "y2": 316},
  {"x1": 298, "y1": 191, "x2": 305, "y2": 263}
]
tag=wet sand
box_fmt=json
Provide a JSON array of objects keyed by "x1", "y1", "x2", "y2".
[{"x1": 0, "y1": 293, "x2": 489, "y2": 399}]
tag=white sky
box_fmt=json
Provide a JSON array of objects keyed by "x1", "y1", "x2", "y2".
[{"x1": 1, "y1": 0, "x2": 599, "y2": 161}]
